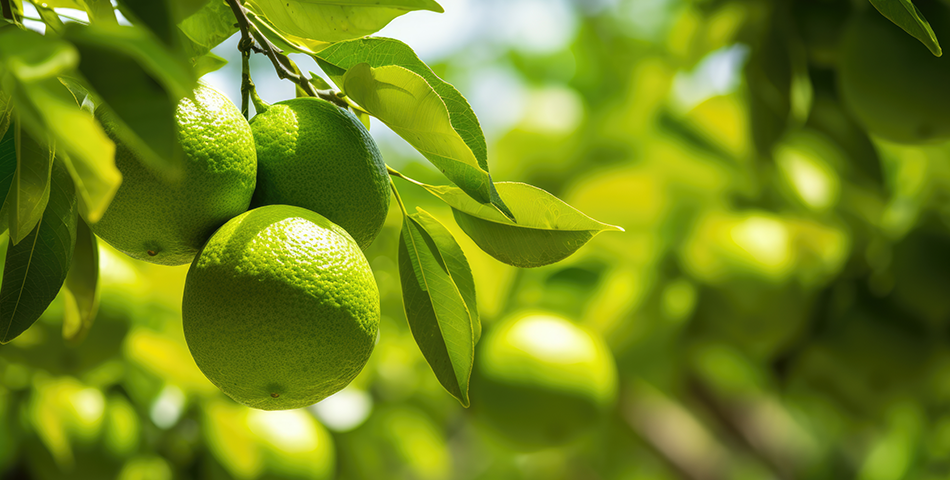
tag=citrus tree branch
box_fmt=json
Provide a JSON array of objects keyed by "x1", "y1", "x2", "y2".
[{"x1": 226, "y1": 0, "x2": 349, "y2": 109}]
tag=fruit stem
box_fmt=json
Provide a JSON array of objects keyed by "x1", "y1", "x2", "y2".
[
  {"x1": 389, "y1": 178, "x2": 409, "y2": 216},
  {"x1": 250, "y1": 87, "x2": 269, "y2": 115}
]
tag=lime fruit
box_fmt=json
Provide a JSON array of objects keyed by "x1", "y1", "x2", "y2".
[
  {"x1": 181, "y1": 205, "x2": 380, "y2": 410},
  {"x1": 249, "y1": 98, "x2": 390, "y2": 251},
  {"x1": 92, "y1": 85, "x2": 257, "y2": 265},
  {"x1": 470, "y1": 311, "x2": 618, "y2": 451},
  {"x1": 838, "y1": 5, "x2": 950, "y2": 144}
]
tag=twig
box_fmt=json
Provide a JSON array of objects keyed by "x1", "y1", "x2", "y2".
[{"x1": 225, "y1": 0, "x2": 349, "y2": 109}]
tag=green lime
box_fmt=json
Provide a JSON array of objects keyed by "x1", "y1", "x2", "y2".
[
  {"x1": 182, "y1": 205, "x2": 380, "y2": 410},
  {"x1": 471, "y1": 311, "x2": 618, "y2": 451},
  {"x1": 838, "y1": 5, "x2": 950, "y2": 144},
  {"x1": 249, "y1": 98, "x2": 390, "y2": 250},
  {"x1": 92, "y1": 85, "x2": 257, "y2": 265}
]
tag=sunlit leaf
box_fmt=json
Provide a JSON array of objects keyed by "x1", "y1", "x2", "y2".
[
  {"x1": 179, "y1": 0, "x2": 238, "y2": 54},
  {"x1": 62, "y1": 217, "x2": 99, "y2": 344},
  {"x1": 243, "y1": 7, "x2": 330, "y2": 55},
  {"x1": 63, "y1": 23, "x2": 195, "y2": 178},
  {"x1": 245, "y1": 0, "x2": 442, "y2": 43},
  {"x1": 339, "y1": 64, "x2": 511, "y2": 217},
  {"x1": 0, "y1": 159, "x2": 78, "y2": 344},
  {"x1": 10, "y1": 122, "x2": 53, "y2": 245},
  {"x1": 398, "y1": 208, "x2": 475, "y2": 406},
  {"x1": 33, "y1": 3, "x2": 66, "y2": 34},
  {"x1": 0, "y1": 29, "x2": 117, "y2": 219},
  {"x1": 413, "y1": 181, "x2": 623, "y2": 268},
  {"x1": 194, "y1": 51, "x2": 227, "y2": 77},
  {"x1": 314, "y1": 37, "x2": 512, "y2": 216},
  {"x1": 870, "y1": 0, "x2": 942, "y2": 56}
]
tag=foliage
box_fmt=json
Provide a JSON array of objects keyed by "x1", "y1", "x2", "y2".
[{"x1": 3, "y1": 0, "x2": 950, "y2": 478}]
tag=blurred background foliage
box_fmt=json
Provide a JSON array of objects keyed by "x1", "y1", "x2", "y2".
[{"x1": 5, "y1": 0, "x2": 950, "y2": 478}]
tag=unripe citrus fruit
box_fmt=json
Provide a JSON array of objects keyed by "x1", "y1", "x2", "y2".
[
  {"x1": 249, "y1": 98, "x2": 390, "y2": 250},
  {"x1": 470, "y1": 311, "x2": 618, "y2": 450},
  {"x1": 838, "y1": 4, "x2": 950, "y2": 144},
  {"x1": 93, "y1": 85, "x2": 257, "y2": 265},
  {"x1": 182, "y1": 205, "x2": 380, "y2": 410}
]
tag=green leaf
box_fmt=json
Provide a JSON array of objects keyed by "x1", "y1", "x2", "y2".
[
  {"x1": 0, "y1": 159, "x2": 78, "y2": 344},
  {"x1": 194, "y1": 51, "x2": 228, "y2": 77},
  {"x1": 33, "y1": 3, "x2": 66, "y2": 34},
  {"x1": 315, "y1": 38, "x2": 512, "y2": 217},
  {"x1": 869, "y1": 0, "x2": 942, "y2": 56},
  {"x1": 9, "y1": 122, "x2": 53, "y2": 245},
  {"x1": 62, "y1": 217, "x2": 99, "y2": 345},
  {"x1": 178, "y1": 0, "x2": 238, "y2": 54},
  {"x1": 398, "y1": 208, "x2": 475, "y2": 407},
  {"x1": 245, "y1": 0, "x2": 442, "y2": 43},
  {"x1": 416, "y1": 181, "x2": 623, "y2": 268},
  {"x1": 0, "y1": 121, "x2": 17, "y2": 233},
  {"x1": 115, "y1": 0, "x2": 178, "y2": 47},
  {"x1": 0, "y1": 29, "x2": 117, "y2": 220},
  {"x1": 244, "y1": 7, "x2": 331, "y2": 55},
  {"x1": 335, "y1": 63, "x2": 511, "y2": 217},
  {"x1": 62, "y1": 23, "x2": 196, "y2": 178}
]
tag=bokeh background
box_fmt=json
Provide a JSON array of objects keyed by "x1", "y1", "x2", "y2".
[{"x1": 5, "y1": 0, "x2": 950, "y2": 478}]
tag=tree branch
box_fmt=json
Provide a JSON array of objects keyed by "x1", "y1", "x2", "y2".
[{"x1": 225, "y1": 0, "x2": 349, "y2": 109}]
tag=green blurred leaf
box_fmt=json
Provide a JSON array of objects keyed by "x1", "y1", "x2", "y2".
[
  {"x1": 246, "y1": 0, "x2": 442, "y2": 43},
  {"x1": 314, "y1": 37, "x2": 513, "y2": 217},
  {"x1": 0, "y1": 159, "x2": 78, "y2": 344},
  {"x1": 9, "y1": 122, "x2": 53, "y2": 245},
  {"x1": 410, "y1": 180, "x2": 623, "y2": 268},
  {"x1": 869, "y1": 0, "x2": 942, "y2": 56},
  {"x1": 33, "y1": 3, "x2": 66, "y2": 34},
  {"x1": 62, "y1": 217, "x2": 99, "y2": 345},
  {"x1": 116, "y1": 0, "x2": 178, "y2": 47},
  {"x1": 63, "y1": 23, "x2": 195, "y2": 178},
  {"x1": 0, "y1": 28, "x2": 117, "y2": 220},
  {"x1": 398, "y1": 208, "x2": 475, "y2": 406}
]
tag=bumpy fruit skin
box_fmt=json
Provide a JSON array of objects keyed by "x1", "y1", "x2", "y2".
[
  {"x1": 182, "y1": 205, "x2": 380, "y2": 411},
  {"x1": 249, "y1": 98, "x2": 390, "y2": 251},
  {"x1": 92, "y1": 85, "x2": 257, "y2": 265},
  {"x1": 470, "y1": 312, "x2": 618, "y2": 451},
  {"x1": 838, "y1": 5, "x2": 950, "y2": 144}
]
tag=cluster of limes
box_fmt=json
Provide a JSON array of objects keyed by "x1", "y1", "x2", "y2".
[{"x1": 93, "y1": 84, "x2": 388, "y2": 410}]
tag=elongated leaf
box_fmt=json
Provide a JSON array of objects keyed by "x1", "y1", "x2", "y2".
[
  {"x1": 246, "y1": 0, "x2": 442, "y2": 43},
  {"x1": 62, "y1": 217, "x2": 99, "y2": 344},
  {"x1": 415, "y1": 181, "x2": 623, "y2": 268},
  {"x1": 870, "y1": 0, "x2": 942, "y2": 56},
  {"x1": 0, "y1": 160, "x2": 78, "y2": 344},
  {"x1": 314, "y1": 37, "x2": 512, "y2": 217},
  {"x1": 33, "y1": 4, "x2": 66, "y2": 34},
  {"x1": 10, "y1": 122, "x2": 54, "y2": 245},
  {"x1": 0, "y1": 29, "x2": 117, "y2": 219},
  {"x1": 0, "y1": 122, "x2": 17, "y2": 233},
  {"x1": 179, "y1": 0, "x2": 238, "y2": 54},
  {"x1": 63, "y1": 23, "x2": 195, "y2": 178},
  {"x1": 240, "y1": 7, "x2": 330, "y2": 55},
  {"x1": 116, "y1": 0, "x2": 178, "y2": 47},
  {"x1": 340, "y1": 64, "x2": 511, "y2": 218},
  {"x1": 398, "y1": 208, "x2": 475, "y2": 406}
]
